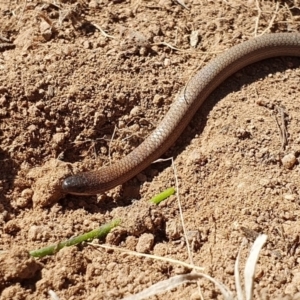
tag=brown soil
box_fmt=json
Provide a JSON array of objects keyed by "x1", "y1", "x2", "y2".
[{"x1": 1, "y1": 1, "x2": 300, "y2": 299}]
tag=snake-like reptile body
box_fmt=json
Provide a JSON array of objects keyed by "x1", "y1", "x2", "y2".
[{"x1": 62, "y1": 33, "x2": 300, "y2": 195}]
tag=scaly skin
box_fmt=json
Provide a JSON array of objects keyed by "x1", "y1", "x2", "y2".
[{"x1": 62, "y1": 33, "x2": 300, "y2": 195}]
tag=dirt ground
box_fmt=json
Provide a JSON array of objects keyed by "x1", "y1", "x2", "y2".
[{"x1": 1, "y1": 0, "x2": 300, "y2": 299}]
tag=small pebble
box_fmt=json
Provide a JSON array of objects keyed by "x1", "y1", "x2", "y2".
[
  {"x1": 187, "y1": 149, "x2": 207, "y2": 166},
  {"x1": 93, "y1": 111, "x2": 105, "y2": 126},
  {"x1": 165, "y1": 220, "x2": 182, "y2": 240},
  {"x1": 115, "y1": 92, "x2": 126, "y2": 104},
  {"x1": 40, "y1": 20, "x2": 52, "y2": 41},
  {"x1": 164, "y1": 58, "x2": 171, "y2": 67},
  {"x1": 52, "y1": 132, "x2": 65, "y2": 146},
  {"x1": 284, "y1": 194, "x2": 295, "y2": 201},
  {"x1": 106, "y1": 262, "x2": 117, "y2": 271},
  {"x1": 281, "y1": 153, "x2": 297, "y2": 169},
  {"x1": 190, "y1": 30, "x2": 200, "y2": 47},
  {"x1": 89, "y1": 0, "x2": 99, "y2": 8},
  {"x1": 16, "y1": 197, "x2": 31, "y2": 208},
  {"x1": 190, "y1": 291, "x2": 202, "y2": 300},
  {"x1": 28, "y1": 225, "x2": 44, "y2": 241},
  {"x1": 83, "y1": 40, "x2": 91, "y2": 49},
  {"x1": 21, "y1": 188, "x2": 33, "y2": 199},
  {"x1": 153, "y1": 94, "x2": 163, "y2": 105},
  {"x1": 0, "y1": 109, "x2": 7, "y2": 117},
  {"x1": 130, "y1": 124, "x2": 140, "y2": 132},
  {"x1": 136, "y1": 233, "x2": 154, "y2": 253},
  {"x1": 4, "y1": 220, "x2": 20, "y2": 234},
  {"x1": 130, "y1": 106, "x2": 141, "y2": 116}
]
